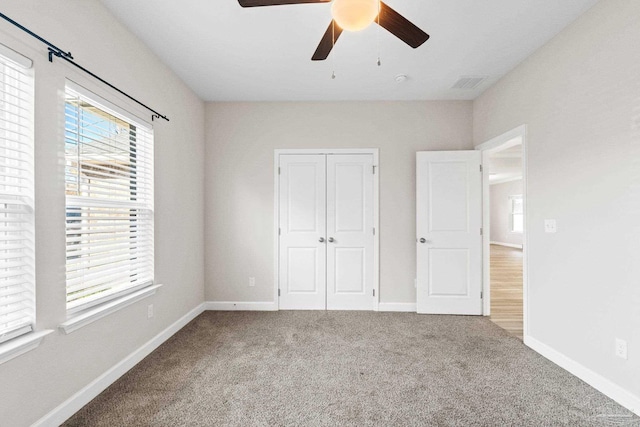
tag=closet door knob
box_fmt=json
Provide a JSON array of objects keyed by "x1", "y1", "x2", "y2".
[
  {"x1": 419, "y1": 238, "x2": 427, "y2": 244},
  {"x1": 319, "y1": 237, "x2": 325, "y2": 243},
  {"x1": 328, "y1": 237, "x2": 335, "y2": 243}
]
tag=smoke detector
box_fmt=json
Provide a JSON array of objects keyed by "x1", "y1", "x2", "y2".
[{"x1": 395, "y1": 74, "x2": 408, "y2": 83}]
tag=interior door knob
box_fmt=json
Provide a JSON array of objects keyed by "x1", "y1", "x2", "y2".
[
  {"x1": 319, "y1": 237, "x2": 325, "y2": 243},
  {"x1": 328, "y1": 237, "x2": 335, "y2": 243},
  {"x1": 419, "y1": 238, "x2": 427, "y2": 244}
]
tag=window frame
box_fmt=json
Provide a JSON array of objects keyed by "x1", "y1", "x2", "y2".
[
  {"x1": 509, "y1": 194, "x2": 524, "y2": 234},
  {"x1": 0, "y1": 44, "x2": 36, "y2": 345},
  {"x1": 63, "y1": 80, "x2": 155, "y2": 317}
]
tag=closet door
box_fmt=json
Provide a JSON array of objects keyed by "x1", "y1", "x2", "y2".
[
  {"x1": 326, "y1": 154, "x2": 374, "y2": 310},
  {"x1": 279, "y1": 155, "x2": 327, "y2": 310}
]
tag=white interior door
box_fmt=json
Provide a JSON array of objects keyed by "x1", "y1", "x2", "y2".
[
  {"x1": 326, "y1": 154, "x2": 374, "y2": 310},
  {"x1": 416, "y1": 151, "x2": 483, "y2": 315},
  {"x1": 279, "y1": 155, "x2": 326, "y2": 310}
]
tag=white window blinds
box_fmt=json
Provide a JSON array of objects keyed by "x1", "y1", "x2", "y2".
[
  {"x1": 65, "y1": 84, "x2": 154, "y2": 314},
  {"x1": 0, "y1": 48, "x2": 35, "y2": 344}
]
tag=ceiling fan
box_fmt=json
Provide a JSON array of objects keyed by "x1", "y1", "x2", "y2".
[{"x1": 237, "y1": 0, "x2": 430, "y2": 61}]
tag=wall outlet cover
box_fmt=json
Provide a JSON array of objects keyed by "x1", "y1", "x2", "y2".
[
  {"x1": 544, "y1": 219, "x2": 557, "y2": 233},
  {"x1": 615, "y1": 338, "x2": 628, "y2": 360}
]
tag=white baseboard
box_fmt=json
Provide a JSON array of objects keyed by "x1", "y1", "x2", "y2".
[
  {"x1": 33, "y1": 303, "x2": 206, "y2": 427},
  {"x1": 378, "y1": 302, "x2": 417, "y2": 312},
  {"x1": 204, "y1": 301, "x2": 277, "y2": 311},
  {"x1": 524, "y1": 335, "x2": 640, "y2": 417},
  {"x1": 490, "y1": 241, "x2": 523, "y2": 249}
]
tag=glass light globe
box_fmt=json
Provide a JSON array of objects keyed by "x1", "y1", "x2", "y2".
[{"x1": 331, "y1": 0, "x2": 380, "y2": 32}]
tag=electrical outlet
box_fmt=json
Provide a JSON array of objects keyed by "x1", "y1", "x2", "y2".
[
  {"x1": 249, "y1": 277, "x2": 256, "y2": 287},
  {"x1": 615, "y1": 338, "x2": 628, "y2": 360},
  {"x1": 544, "y1": 219, "x2": 557, "y2": 233},
  {"x1": 147, "y1": 304, "x2": 154, "y2": 319}
]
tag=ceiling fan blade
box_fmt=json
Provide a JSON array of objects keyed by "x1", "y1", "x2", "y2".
[
  {"x1": 238, "y1": 0, "x2": 330, "y2": 7},
  {"x1": 311, "y1": 20, "x2": 343, "y2": 61},
  {"x1": 377, "y1": 2, "x2": 429, "y2": 48}
]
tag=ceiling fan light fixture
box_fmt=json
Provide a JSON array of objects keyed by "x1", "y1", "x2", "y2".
[{"x1": 331, "y1": 0, "x2": 380, "y2": 32}]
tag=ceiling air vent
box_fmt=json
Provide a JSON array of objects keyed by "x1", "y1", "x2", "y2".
[{"x1": 452, "y1": 76, "x2": 487, "y2": 90}]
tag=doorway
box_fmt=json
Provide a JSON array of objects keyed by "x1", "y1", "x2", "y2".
[
  {"x1": 274, "y1": 149, "x2": 379, "y2": 310},
  {"x1": 477, "y1": 126, "x2": 527, "y2": 339}
]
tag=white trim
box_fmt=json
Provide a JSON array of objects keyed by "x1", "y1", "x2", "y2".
[
  {"x1": 525, "y1": 335, "x2": 640, "y2": 416},
  {"x1": 477, "y1": 125, "x2": 528, "y2": 332},
  {"x1": 490, "y1": 241, "x2": 523, "y2": 249},
  {"x1": 0, "y1": 330, "x2": 53, "y2": 366},
  {"x1": 204, "y1": 301, "x2": 277, "y2": 311},
  {"x1": 489, "y1": 176, "x2": 523, "y2": 185},
  {"x1": 59, "y1": 285, "x2": 162, "y2": 334},
  {"x1": 476, "y1": 125, "x2": 527, "y2": 152},
  {"x1": 66, "y1": 79, "x2": 152, "y2": 129},
  {"x1": 0, "y1": 42, "x2": 32, "y2": 69},
  {"x1": 274, "y1": 149, "x2": 379, "y2": 155},
  {"x1": 33, "y1": 303, "x2": 205, "y2": 427},
  {"x1": 273, "y1": 149, "x2": 380, "y2": 312},
  {"x1": 378, "y1": 303, "x2": 417, "y2": 312}
]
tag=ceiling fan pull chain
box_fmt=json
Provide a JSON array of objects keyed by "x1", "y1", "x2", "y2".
[
  {"x1": 376, "y1": 1, "x2": 381, "y2": 66},
  {"x1": 331, "y1": 20, "x2": 336, "y2": 79}
]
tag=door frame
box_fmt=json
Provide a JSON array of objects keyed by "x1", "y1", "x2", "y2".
[
  {"x1": 475, "y1": 125, "x2": 529, "y2": 337},
  {"x1": 274, "y1": 149, "x2": 380, "y2": 311}
]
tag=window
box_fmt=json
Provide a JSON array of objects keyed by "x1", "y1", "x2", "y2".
[
  {"x1": 510, "y1": 195, "x2": 524, "y2": 233},
  {"x1": 64, "y1": 83, "x2": 154, "y2": 315},
  {"x1": 0, "y1": 47, "x2": 35, "y2": 344}
]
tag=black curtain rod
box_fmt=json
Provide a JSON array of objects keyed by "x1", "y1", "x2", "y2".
[{"x1": 0, "y1": 12, "x2": 169, "y2": 122}]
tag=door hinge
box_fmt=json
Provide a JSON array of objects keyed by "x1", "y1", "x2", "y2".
[
  {"x1": 373, "y1": 289, "x2": 376, "y2": 297},
  {"x1": 278, "y1": 167, "x2": 281, "y2": 175},
  {"x1": 373, "y1": 227, "x2": 376, "y2": 236},
  {"x1": 278, "y1": 289, "x2": 281, "y2": 297},
  {"x1": 480, "y1": 228, "x2": 483, "y2": 236},
  {"x1": 373, "y1": 165, "x2": 377, "y2": 174},
  {"x1": 279, "y1": 228, "x2": 281, "y2": 235},
  {"x1": 480, "y1": 164, "x2": 483, "y2": 173},
  {"x1": 480, "y1": 291, "x2": 483, "y2": 299}
]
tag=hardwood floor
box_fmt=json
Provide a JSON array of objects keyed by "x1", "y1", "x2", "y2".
[{"x1": 489, "y1": 244, "x2": 523, "y2": 339}]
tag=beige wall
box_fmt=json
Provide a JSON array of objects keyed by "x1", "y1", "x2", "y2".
[
  {"x1": 474, "y1": 0, "x2": 640, "y2": 401},
  {"x1": 490, "y1": 180, "x2": 523, "y2": 246},
  {"x1": 0, "y1": 1, "x2": 205, "y2": 425},
  {"x1": 204, "y1": 101, "x2": 473, "y2": 304}
]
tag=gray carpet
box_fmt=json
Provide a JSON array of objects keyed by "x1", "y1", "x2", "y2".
[{"x1": 64, "y1": 311, "x2": 638, "y2": 426}]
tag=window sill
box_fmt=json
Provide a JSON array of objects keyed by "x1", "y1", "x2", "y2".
[
  {"x1": 0, "y1": 330, "x2": 54, "y2": 365},
  {"x1": 59, "y1": 284, "x2": 162, "y2": 335}
]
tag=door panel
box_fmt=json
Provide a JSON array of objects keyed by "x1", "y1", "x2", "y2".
[
  {"x1": 417, "y1": 151, "x2": 482, "y2": 315},
  {"x1": 287, "y1": 248, "x2": 320, "y2": 293},
  {"x1": 429, "y1": 161, "x2": 469, "y2": 232},
  {"x1": 334, "y1": 163, "x2": 365, "y2": 232},
  {"x1": 428, "y1": 249, "x2": 469, "y2": 296},
  {"x1": 326, "y1": 154, "x2": 374, "y2": 310},
  {"x1": 287, "y1": 164, "x2": 320, "y2": 232},
  {"x1": 334, "y1": 248, "x2": 365, "y2": 293},
  {"x1": 279, "y1": 155, "x2": 326, "y2": 310}
]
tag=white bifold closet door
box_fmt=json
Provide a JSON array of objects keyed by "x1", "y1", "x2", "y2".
[{"x1": 279, "y1": 154, "x2": 374, "y2": 310}]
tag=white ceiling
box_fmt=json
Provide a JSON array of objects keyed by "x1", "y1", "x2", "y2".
[
  {"x1": 99, "y1": 0, "x2": 598, "y2": 102},
  {"x1": 489, "y1": 144, "x2": 522, "y2": 184}
]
